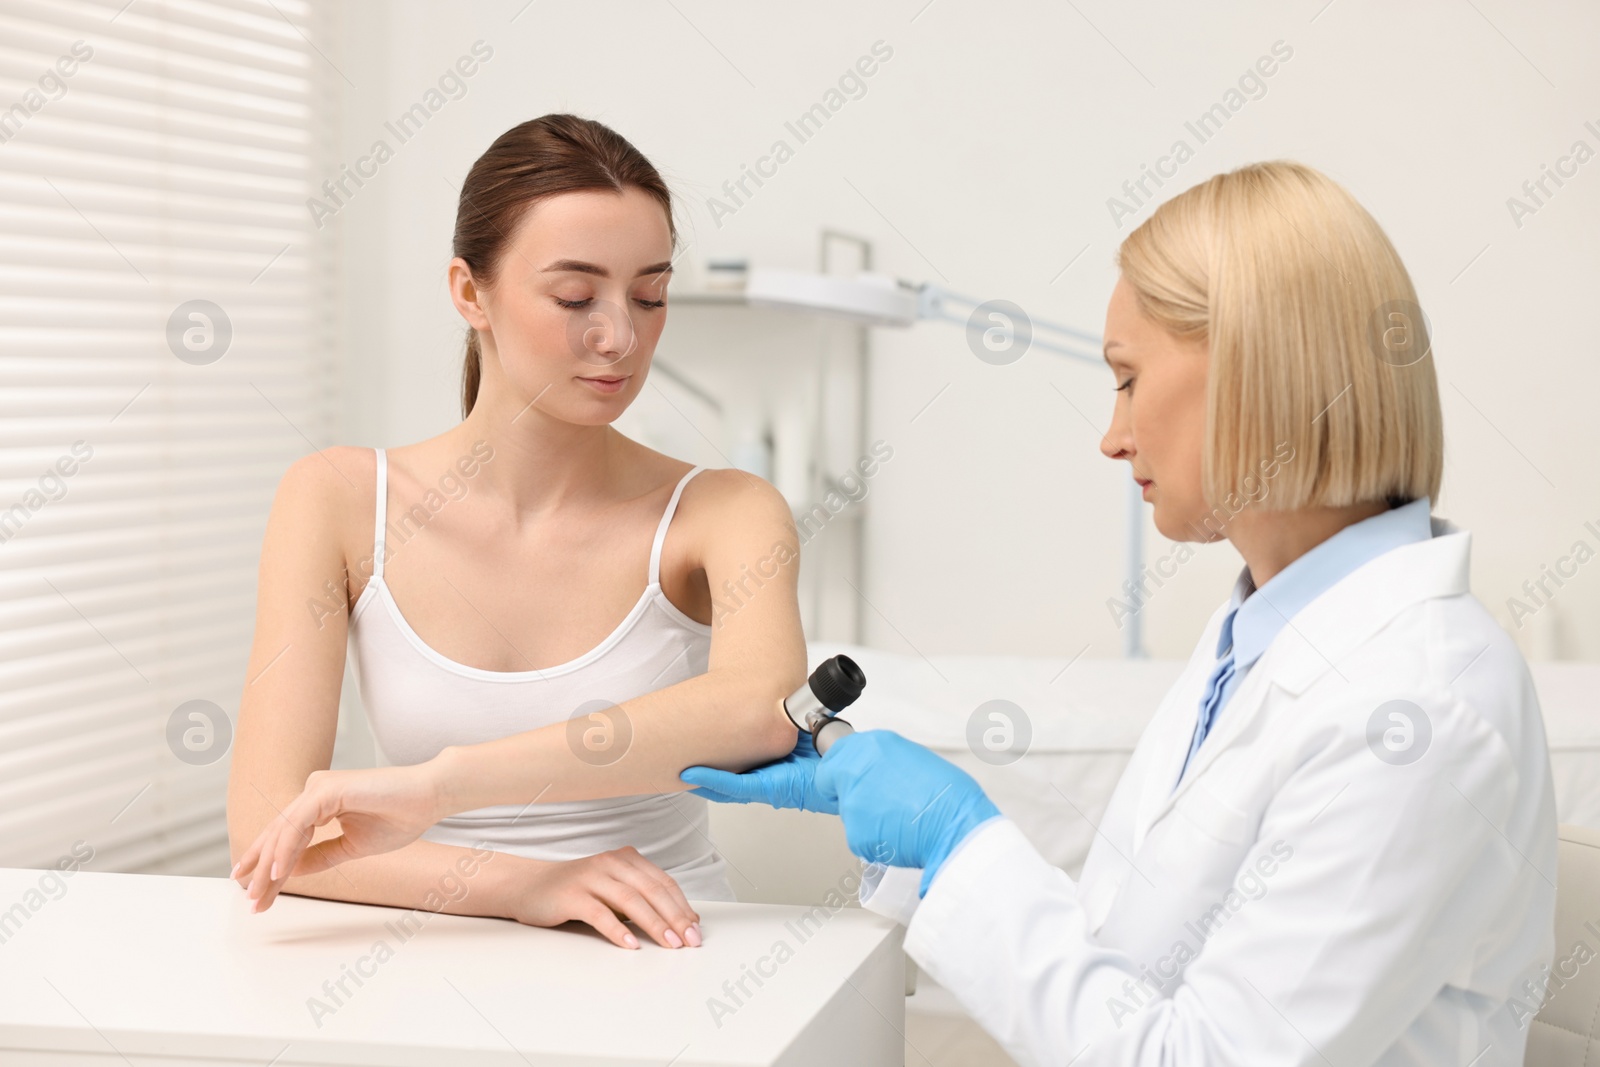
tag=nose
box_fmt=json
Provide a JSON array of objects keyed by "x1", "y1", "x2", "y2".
[
  {"x1": 576, "y1": 299, "x2": 637, "y2": 365},
  {"x1": 1100, "y1": 403, "x2": 1133, "y2": 463}
]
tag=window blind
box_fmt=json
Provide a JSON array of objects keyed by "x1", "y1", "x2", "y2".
[{"x1": 0, "y1": 0, "x2": 338, "y2": 876}]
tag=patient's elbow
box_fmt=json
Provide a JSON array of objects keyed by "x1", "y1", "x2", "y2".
[{"x1": 738, "y1": 677, "x2": 803, "y2": 764}]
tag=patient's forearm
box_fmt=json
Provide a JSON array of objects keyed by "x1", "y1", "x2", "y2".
[
  {"x1": 430, "y1": 667, "x2": 798, "y2": 815},
  {"x1": 263, "y1": 828, "x2": 530, "y2": 919}
]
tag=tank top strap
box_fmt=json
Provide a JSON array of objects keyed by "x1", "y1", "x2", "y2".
[
  {"x1": 648, "y1": 465, "x2": 705, "y2": 588},
  {"x1": 372, "y1": 447, "x2": 388, "y2": 581}
]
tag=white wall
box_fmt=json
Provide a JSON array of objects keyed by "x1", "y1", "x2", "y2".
[{"x1": 328, "y1": 0, "x2": 1600, "y2": 667}]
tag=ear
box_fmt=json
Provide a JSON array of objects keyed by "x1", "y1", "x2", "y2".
[{"x1": 447, "y1": 257, "x2": 491, "y2": 332}]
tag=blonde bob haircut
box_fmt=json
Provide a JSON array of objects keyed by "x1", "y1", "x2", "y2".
[{"x1": 1116, "y1": 160, "x2": 1443, "y2": 512}]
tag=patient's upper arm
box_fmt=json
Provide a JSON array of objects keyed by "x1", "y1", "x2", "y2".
[
  {"x1": 681, "y1": 467, "x2": 807, "y2": 753},
  {"x1": 226, "y1": 448, "x2": 361, "y2": 855}
]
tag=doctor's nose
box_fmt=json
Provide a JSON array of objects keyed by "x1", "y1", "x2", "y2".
[{"x1": 1100, "y1": 422, "x2": 1133, "y2": 463}]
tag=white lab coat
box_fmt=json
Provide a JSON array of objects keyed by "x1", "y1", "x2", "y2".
[{"x1": 860, "y1": 515, "x2": 1558, "y2": 1066}]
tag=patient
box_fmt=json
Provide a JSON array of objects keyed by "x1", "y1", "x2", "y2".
[{"x1": 226, "y1": 114, "x2": 805, "y2": 951}]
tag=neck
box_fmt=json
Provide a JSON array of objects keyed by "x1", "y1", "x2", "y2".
[
  {"x1": 1226, "y1": 500, "x2": 1390, "y2": 589},
  {"x1": 445, "y1": 372, "x2": 625, "y2": 522}
]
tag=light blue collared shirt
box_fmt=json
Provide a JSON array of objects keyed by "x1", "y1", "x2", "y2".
[{"x1": 1171, "y1": 496, "x2": 1435, "y2": 792}]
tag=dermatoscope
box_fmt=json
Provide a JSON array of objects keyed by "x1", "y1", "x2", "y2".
[{"x1": 781, "y1": 654, "x2": 865, "y2": 755}]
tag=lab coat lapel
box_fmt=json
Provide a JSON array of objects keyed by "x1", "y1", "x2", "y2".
[
  {"x1": 1127, "y1": 601, "x2": 1230, "y2": 855},
  {"x1": 1133, "y1": 519, "x2": 1473, "y2": 841}
]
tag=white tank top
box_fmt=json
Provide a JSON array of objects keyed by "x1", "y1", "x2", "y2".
[{"x1": 347, "y1": 447, "x2": 733, "y2": 901}]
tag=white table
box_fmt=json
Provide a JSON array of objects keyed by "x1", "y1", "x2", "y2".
[{"x1": 0, "y1": 868, "x2": 906, "y2": 1066}]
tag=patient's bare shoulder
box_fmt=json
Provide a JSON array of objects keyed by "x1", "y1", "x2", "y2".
[
  {"x1": 651, "y1": 463, "x2": 798, "y2": 626},
  {"x1": 272, "y1": 445, "x2": 375, "y2": 594},
  {"x1": 674, "y1": 467, "x2": 797, "y2": 559}
]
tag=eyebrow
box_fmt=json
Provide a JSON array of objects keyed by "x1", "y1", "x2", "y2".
[
  {"x1": 540, "y1": 259, "x2": 675, "y2": 279},
  {"x1": 1102, "y1": 339, "x2": 1125, "y2": 363}
]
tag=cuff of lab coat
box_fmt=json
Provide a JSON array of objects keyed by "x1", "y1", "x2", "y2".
[
  {"x1": 904, "y1": 816, "x2": 1067, "y2": 960},
  {"x1": 857, "y1": 815, "x2": 1009, "y2": 926},
  {"x1": 858, "y1": 862, "x2": 923, "y2": 927}
]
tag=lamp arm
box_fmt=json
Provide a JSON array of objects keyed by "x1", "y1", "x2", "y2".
[
  {"x1": 914, "y1": 281, "x2": 1146, "y2": 657},
  {"x1": 915, "y1": 283, "x2": 1105, "y2": 365}
]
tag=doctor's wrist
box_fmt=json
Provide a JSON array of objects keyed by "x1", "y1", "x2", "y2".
[{"x1": 917, "y1": 800, "x2": 1003, "y2": 898}]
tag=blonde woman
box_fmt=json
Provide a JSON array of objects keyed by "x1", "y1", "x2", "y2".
[
  {"x1": 680, "y1": 162, "x2": 1558, "y2": 1064},
  {"x1": 227, "y1": 114, "x2": 805, "y2": 952}
]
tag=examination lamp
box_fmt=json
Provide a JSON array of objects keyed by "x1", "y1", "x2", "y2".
[
  {"x1": 744, "y1": 268, "x2": 1105, "y2": 362},
  {"x1": 744, "y1": 269, "x2": 920, "y2": 327}
]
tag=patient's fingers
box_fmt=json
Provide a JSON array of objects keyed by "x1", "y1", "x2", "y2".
[
  {"x1": 233, "y1": 817, "x2": 283, "y2": 884},
  {"x1": 235, "y1": 809, "x2": 308, "y2": 912},
  {"x1": 254, "y1": 836, "x2": 351, "y2": 913},
  {"x1": 596, "y1": 877, "x2": 675, "y2": 948},
  {"x1": 581, "y1": 898, "x2": 641, "y2": 950},
  {"x1": 288, "y1": 835, "x2": 358, "y2": 878},
  {"x1": 248, "y1": 779, "x2": 344, "y2": 910},
  {"x1": 265, "y1": 821, "x2": 314, "y2": 907},
  {"x1": 247, "y1": 837, "x2": 285, "y2": 910},
  {"x1": 230, "y1": 837, "x2": 262, "y2": 884},
  {"x1": 231, "y1": 783, "x2": 317, "y2": 904},
  {"x1": 241, "y1": 820, "x2": 275, "y2": 893},
  {"x1": 245, "y1": 820, "x2": 288, "y2": 909},
  {"x1": 625, "y1": 850, "x2": 701, "y2": 928},
  {"x1": 615, "y1": 849, "x2": 701, "y2": 945}
]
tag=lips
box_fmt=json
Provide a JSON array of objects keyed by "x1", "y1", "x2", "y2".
[{"x1": 578, "y1": 374, "x2": 629, "y2": 394}]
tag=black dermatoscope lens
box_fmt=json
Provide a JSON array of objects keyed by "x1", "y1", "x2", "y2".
[{"x1": 782, "y1": 654, "x2": 866, "y2": 755}]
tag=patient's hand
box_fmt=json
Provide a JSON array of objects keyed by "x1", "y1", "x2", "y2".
[
  {"x1": 509, "y1": 847, "x2": 704, "y2": 950},
  {"x1": 233, "y1": 762, "x2": 446, "y2": 913}
]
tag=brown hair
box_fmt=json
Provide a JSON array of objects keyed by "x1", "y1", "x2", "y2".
[{"x1": 452, "y1": 114, "x2": 676, "y2": 418}]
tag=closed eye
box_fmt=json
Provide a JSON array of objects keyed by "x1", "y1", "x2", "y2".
[{"x1": 554, "y1": 297, "x2": 667, "y2": 310}]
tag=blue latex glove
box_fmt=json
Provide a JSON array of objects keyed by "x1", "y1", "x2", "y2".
[
  {"x1": 683, "y1": 727, "x2": 1002, "y2": 898},
  {"x1": 679, "y1": 727, "x2": 838, "y2": 814},
  {"x1": 814, "y1": 730, "x2": 1001, "y2": 897}
]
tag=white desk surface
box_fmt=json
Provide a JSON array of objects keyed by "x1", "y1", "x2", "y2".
[{"x1": 0, "y1": 867, "x2": 906, "y2": 1066}]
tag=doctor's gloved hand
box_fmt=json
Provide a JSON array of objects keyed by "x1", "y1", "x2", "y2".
[
  {"x1": 813, "y1": 730, "x2": 1002, "y2": 898},
  {"x1": 678, "y1": 727, "x2": 838, "y2": 814}
]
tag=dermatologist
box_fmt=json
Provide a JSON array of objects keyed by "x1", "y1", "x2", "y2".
[{"x1": 680, "y1": 161, "x2": 1559, "y2": 1065}]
